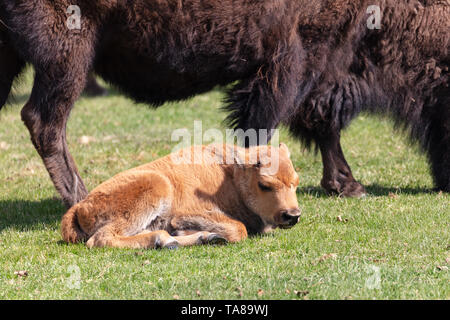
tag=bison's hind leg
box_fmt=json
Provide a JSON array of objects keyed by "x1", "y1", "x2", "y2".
[
  {"x1": 80, "y1": 171, "x2": 178, "y2": 249},
  {"x1": 317, "y1": 132, "x2": 367, "y2": 198},
  {"x1": 86, "y1": 227, "x2": 179, "y2": 249},
  {"x1": 290, "y1": 124, "x2": 367, "y2": 198},
  {"x1": 172, "y1": 231, "x2": 228, "y2": 247},
  {"x1": 85, "y1": 229, "x2": 228, "y2": 250},
  {"x1": 0, "y1": 32, "x2": 25, "y2": 109},
  {"x1": 426, "y1": 90, "x2": 450, "y2": 192}
]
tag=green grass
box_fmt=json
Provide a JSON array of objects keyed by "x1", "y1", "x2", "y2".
[{"x1": 0, "y1": 69, "x2": 448, "y2": 299}]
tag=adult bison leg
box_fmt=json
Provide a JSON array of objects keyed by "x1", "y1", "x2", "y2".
[
  {"x1": 317, "y1": 131, "x2": 367, "y2": 197},
  {"x1": 0, "y1": 32, "x2": 25, "y2": 109},
  {"x1": 427, "y1": 92, "x2": 450, "y2": 192},
  {"x1": 21, "y1": 68, "x2": 89, "y2": 208}
]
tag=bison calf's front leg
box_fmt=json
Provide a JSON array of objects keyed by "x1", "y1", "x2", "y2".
[
  {"x1": 172, "y1": 231, "x2": 228, "y2": 247},
  {"x1": 86, "y1": 228, "x2": 179, "y2": 250}
]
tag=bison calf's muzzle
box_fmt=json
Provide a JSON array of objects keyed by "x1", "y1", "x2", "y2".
[{"x1": 279, "y1": 208, "x2": 301, "y2": 229}]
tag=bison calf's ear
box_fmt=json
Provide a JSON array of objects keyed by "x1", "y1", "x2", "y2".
[{"x1": 279, "y1": 143, "x2": 291, "y2": 158}]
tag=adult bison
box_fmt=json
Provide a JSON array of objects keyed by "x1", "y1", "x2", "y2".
[{"x1": 0, "y1": 0, "x2": 448, "y2": 207}]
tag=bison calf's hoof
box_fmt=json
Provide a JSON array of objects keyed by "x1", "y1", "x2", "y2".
[
  {"x1": 164, "y1": 241, "x2": 179, "y2": 250},
  {"x1": 155, "y1": 235, "x2": 179, "y2": 250},
  {"x1": 198, "y1": 233, "x2": 228, "y2": 246}
]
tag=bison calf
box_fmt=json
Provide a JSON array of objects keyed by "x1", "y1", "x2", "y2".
[{"x1": 61, "y1": 144, "x2": 300, "y2": 249}]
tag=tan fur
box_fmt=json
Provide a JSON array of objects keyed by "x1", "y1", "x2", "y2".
[{"x1": 61, "y1": 144, "x2": 300, "y2": 249}]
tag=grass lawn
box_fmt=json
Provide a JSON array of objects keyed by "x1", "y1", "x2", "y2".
[{"x1": 0, "y1": 69, "x2": 448, "y2": 300}]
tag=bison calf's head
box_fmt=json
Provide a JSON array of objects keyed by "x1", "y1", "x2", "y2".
[{"x1": 234, "y1": 143, "x2": 301, "y2": 229}]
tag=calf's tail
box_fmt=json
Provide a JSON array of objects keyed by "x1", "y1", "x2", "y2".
[{"x1": 61, "y1": 206, "x2": 86, "y2": 243}]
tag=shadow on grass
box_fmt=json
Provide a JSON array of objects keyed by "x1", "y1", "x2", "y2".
[
  {"x1": 298, "y1": 184, "x2": 435, "y2": 198},
  {"x1": 0, "y1": 198, "x2": 65, "y2": 232},
  {"x1": 364, "y1": 184, "x2": 435, "y2": 196}
]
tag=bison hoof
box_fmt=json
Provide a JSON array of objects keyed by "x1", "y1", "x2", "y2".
[
  {"x1": 163, "y1": 240, "x2": 179, "y2": 250},
  {"x1": 322, "y1": 179, "x2": 367, "y2": 198},
  {"x1": 155, "y1": 235, "x2": 179, "y2": 250},
  {"x1": 199, "y1": 233, "x2": 228, "y2": 246}
]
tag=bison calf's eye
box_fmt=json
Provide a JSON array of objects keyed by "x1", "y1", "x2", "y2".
[{"x1": 258, "y1": 182, "x2": 273, "y2": 192}]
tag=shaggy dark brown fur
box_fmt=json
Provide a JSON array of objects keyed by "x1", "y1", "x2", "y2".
[{"x1": 0, "y1": 0, "x2": 448, "y2": 207}]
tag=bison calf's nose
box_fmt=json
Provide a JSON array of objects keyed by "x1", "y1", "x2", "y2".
[{"x1": 280, "y1": 209, "x2": 301, "y2": 227}]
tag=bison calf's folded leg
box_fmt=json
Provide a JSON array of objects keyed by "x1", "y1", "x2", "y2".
[
  {"x1": 171, "y1": 213, "x2": 248, "y2": 244},
  {"x1": 317, "y1": 132, "x2": 366, "y2": 197},
  {"x1": 21, "y1": 71, "x2": 89, "y2": 208},
  {"x1": 172, "y1": 231, "x2": 228, "y2": 247},
  {"x1": 86, "y1": 227, "x2": 179, "y2": 250}
]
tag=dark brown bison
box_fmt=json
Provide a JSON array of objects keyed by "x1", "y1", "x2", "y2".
[{"x1": 0, "y1": 0, "x2": 448, "y2": 207}]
